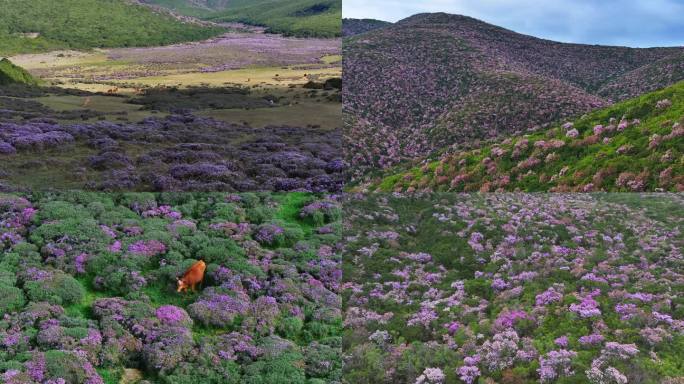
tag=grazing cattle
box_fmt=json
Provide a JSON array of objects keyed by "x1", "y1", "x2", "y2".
[{"x1": 177, "y1": 260, "x2": 206, "y2": 293}]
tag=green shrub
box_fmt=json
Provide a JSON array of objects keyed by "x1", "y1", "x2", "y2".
[
  {"x1": 242, "y1": 352, "x2": 307, "y2": 384},
  {"x1": 24, "y1": 272, "x2": 84, "y2": 305},
  {"x1": 0, "y1": 285, "x2": 26, "y2": 316},
  {"x1": 277, "y1": 317, "x2": 304, "y2": 339}
]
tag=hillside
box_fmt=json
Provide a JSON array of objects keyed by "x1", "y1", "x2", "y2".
[
  {"x1": 0, "y1": 58, "x2": 39, "y2": 86},
  {"x1": 208, "y1": 0, "x2": 342, "y2": 38},
  {"x1": 365, "y1": 80, "x2": 684, "y2": 192},
  {"x1": 342, "y1": 18, "x2": 391, "y2": 37},
  {"x1": 139, "y1": 0, "x2": 230, "y2": 17},
  {"x1": 0, "y1": 0, "x2": 225, "y2": 56},
  {"x1": 597, "y1": 52, "x2": 684, "y2": 101},
  {"x1": 344, "y1": 13, "x2": 684, "y2": 173}
]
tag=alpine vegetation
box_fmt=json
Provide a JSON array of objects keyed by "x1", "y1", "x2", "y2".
[
  {"x1": 344, "y1": 13, "x2": 684, "y2": 189},
  {"x1": 343, "y1": 193, "x2": 684, "y2": 384},
  {"x1": 0, "y1": 192, "x2": 342, "y2": 383}
]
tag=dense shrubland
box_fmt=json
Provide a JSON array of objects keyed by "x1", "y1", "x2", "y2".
[
  {"x1": 0, "y1": 95, "x2": 345, "y2": 192},
  {"x1": 344, "y1": 13, "x2": 684, "y2": 176},
  {"x1": 343, "y1": 193, "x2": 684, "y2": 384},
  {"x1": 366, "y1": 81, "x2": 684, "y2": 192},
  {"x1": 0, "y1": 192, "x2": 342, "y2": 383},
  {"x1": 342, "y1": 19, "x2": 391, "y2": 37},
  {"x1": 208, "y1": 0, "x2": 341, "y2": 38}
]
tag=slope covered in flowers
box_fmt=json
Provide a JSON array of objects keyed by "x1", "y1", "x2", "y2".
[
  {"x1": 597, "y1": 53, "x2": 684, "y2": 102},
  {"x1": 342, "y1": 19, "x2": 392, "y2": 37},
  {"x1": 344, "y1": 12, "x2": 684, "y2": 174},
  {"x1": 365, "y1": 81, "x2": 684, "y2": 192},
  {"x1": 343, "y1": 193, "x2": 684, "y2": 384},
  {"x1": 0, "y1": 192, "x2": 342, "y2": 383}
]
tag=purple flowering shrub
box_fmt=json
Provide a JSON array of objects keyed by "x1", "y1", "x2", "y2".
[
  {"x1": 0, "y1": 192, "x2": 340, "y2": 382},
  {"x1": 343, "y1": 193, "x2": 684, "y2": 383},
  {"x1": 368, "y1": 71, "x2": 684, "y2": 193},
  {"x1": 0, "y1": 112, "x2": 344, "y2": 192}
]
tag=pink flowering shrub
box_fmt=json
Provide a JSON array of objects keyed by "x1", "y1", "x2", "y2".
[{"x1": 344, "y1": 194, "x2": 684, "y2": 383}]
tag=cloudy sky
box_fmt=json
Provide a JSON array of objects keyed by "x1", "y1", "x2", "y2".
[{"x1": 342, "y1": 0, "x2": 684, "y2": 47}]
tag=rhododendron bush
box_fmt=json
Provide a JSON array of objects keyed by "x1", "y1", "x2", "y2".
[
  {"x1": 0, "y1": 113, "x2": 345, "y2": 192},
  {"x1": 343, "y1": 193, "x2": 684, "y2": 383},
  {"x1": 0, "y1": 192, "x2": 341, "y2": 383},
  {"x1": 367, "y1": 80, "x2": 684, "y2": 193}
]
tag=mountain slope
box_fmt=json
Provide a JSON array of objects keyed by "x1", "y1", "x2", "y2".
[
  {"x1": 344, "y1": 13, "x2": 684, "y2": 173},
  {"x1": 138, "y1": 0, "x2": 230, "y2": 17},
  {"x1": 207, "y1": 0, "x2": 341, "y2": 37},
  {"x1": 365, "y1": 80, "x2": 684, "y2": 192},
  {"x1": 342, "y1": 18, "x2": 391, "y2": 37},
  {"x1": 597, "y1": 52, "x2": 684, "y2": 101},
  {"x1": 0, "y1": 0, "x2": 224, "y2": 55},
  {"x1": 0, "y1": 58, "x2": 39, "y2": 86}
]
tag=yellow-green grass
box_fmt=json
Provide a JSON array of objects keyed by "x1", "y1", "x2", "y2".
[
  {"x1": 34, "y1": 95, "x2": 162, "y2": 122},
  {"x1": 199, "y1": 99, "x2": 340, "y2": 130},
  {"x1": 109, "y1": 66, "x2": 341, "y2": 88},
  {"x1": 9, "y1": 50, "x2": 111, "y2": 70},
  {"x1": 320, "y1": 54, "x2": 341, "y2": 64},
  {"x1": 11, "y1": 49, "x2": 341, "y2": 89}
]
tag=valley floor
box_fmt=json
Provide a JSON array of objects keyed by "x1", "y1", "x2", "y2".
[{"x1": 0, "y1": 28, "x2": 343, "y2": 192}]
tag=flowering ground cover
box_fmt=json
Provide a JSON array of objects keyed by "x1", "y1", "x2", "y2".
[
  {"x1": 363, "y1": 81, "x2": 684, "y2": 193},
  {"x1": 342, "y1": 193, "x2": 684, "y2": 384},
  {"x1": 0, "y1": 192, "x2": 342, "y2": 383},
  {"x1": 342, "y1": 19, "x2": 392, "y2": 37},
  {"x1": 0, "y1": 110, "x2": 345, "y2": 191},
  {"x1": 344, "y1": 13, "x2": 684, "y2": 175}
]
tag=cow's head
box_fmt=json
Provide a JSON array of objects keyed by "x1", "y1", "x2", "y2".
[{"x1": 177, "y1": 278, "x2": 188, "y2": 293}]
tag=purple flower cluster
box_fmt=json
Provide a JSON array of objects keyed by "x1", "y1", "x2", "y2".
[
  {"x1": 1, "y1": 113, "x2": 345, "y2": 192},
  {"x1": 128, "y1": 239, "x2": 167, "y2": 256},
  {"x1": 253, "y1": 223, "x2": 285, "y2": 246},
  {"x1": 343, "y1": 193, "x2": 683, "y2": 383}
]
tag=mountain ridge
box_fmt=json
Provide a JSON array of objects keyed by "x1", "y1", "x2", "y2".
[
  {"x1": 342, "y1": 18, "x2": 392, "y2": 36},
  {"x1": 344, "y1": 12, "x2": 684, "y2": 174}
]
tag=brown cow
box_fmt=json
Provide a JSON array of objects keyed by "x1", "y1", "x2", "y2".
[{"x1": 177, "y1": 260, "x2": 206, "y2": 293}]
